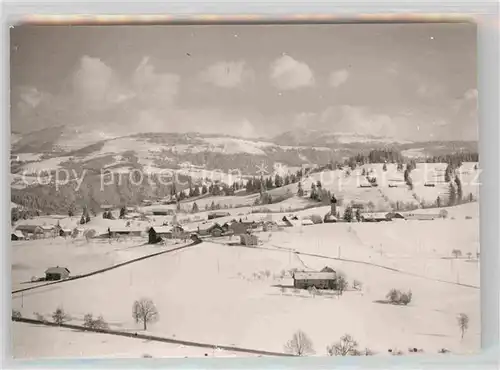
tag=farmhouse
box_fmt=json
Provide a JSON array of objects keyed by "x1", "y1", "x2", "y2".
[
  {"x1": 197, "y1": 223, "x2": 224, "y2": 237},
  {"x1": 240, "y1": 233, "x2": 259, "y2": 246},
  {"x1": 386, "y1": 212, "x2": 405, "y2": 220},
  {"x1": 323, "y1": 214, "x2": 338, "y2": 223},
  {"x1": 208, "y1": 211, "x2": 231, "y2": 220},
  {"x1": 45, "y1": 266, "x2": 70, "y2": 281},
  {"x1": 293, "y1": 271, "x2": 337, "y2": 290},
  {"x1": 361, "y1": 213, "x2": 391, "y2": 222},
  {"x1": 152, "y1": 209, "x2": 175, "y2": 216},
  {"x1": 11, "y1": 230, "x2": 25, "y2": 241},
  {"x1": 108, "y1": 228, "x2": 143, "y2": 237},
  {"x1": 15, "y1": 225, "x2": 44, "y2": 239},
  {"x1": 101, "y1": 204, "x2": 114, "y2": 211}
]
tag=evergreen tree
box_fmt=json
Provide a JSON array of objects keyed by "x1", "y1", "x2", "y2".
[
  {"x1": 176, "y1": 202, "x2": 181, "y2": 212},
  {"x1": 284, "y1": 175, "x2": 290, "y2": 186},
  {"x1": 297, "y1": 182, "x2": 304, "y2": 197},
  {"x1": 192, "y1": 202, "x2": 199, "y2": 213},
  {"x1": 202, "y1": 184, "x2": 208, "y2": 195},
  {"x1": 343, "y1": 206, "x2": 353, "y2": 222},
  {"x1": 436, "y1": 196, "x2": 441, "y2": 208},
  {"x1": 275, "y1": 174, "x2": 283, "y2": 188},
  {"x1": 455, "y1": 175, "x2": 463, "y2": 204},
  {"x1": 68, "y1": 204, "x2": 75, "y2": 218},
  {"x1": 355, "y1": 208, "x2": 362, "y2": 222},
  {"x1": 193, "y1": 186, "x2": 201, "y2": 197},
  {"x1": 119, "y1": 206, "x2": 126, "y2": 219},
  {"x1": 210, "y1": 201, "x2": 216, "y2": 210},
  {"x1": 382, "y1": 163, "x2": 387, "y2": 172},
  {"x1": 310, "y1": 183, "x2": 317, "y2": 200},
  {"x1": 448, "y1": 183, "x2": 457, "y2": 206},
  {"x1": 189, "y1": 187, "x2": 195, "y2": 197}
]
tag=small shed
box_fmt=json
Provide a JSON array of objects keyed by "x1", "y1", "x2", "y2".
[
  {"x1": 240, "y1": 234, "x2": 259, "y2": 246},
  {"x1": 45, "y1": 266, "x2": 70, "y2": 281},
  {"x1": 11, "y1": 230, "x2": 25, "y2": 241},
  {"x1": 293, "y1": 271, "x2": 337, "y2": 290}
]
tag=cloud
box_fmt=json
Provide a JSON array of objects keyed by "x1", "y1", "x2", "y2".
[
  {"x1": 132, "y1": 56, "x2": 180, "y2": 104},
  {"x1": 201, "y1": 61, "x2": 253, "y2": 88},
  {"x1": 329, "y1": 69, "x2": 349, "y2": 88},
  {"x1": 72, "y1": 56, "x2": 117, "y2": 106},
  {"x1": 270, "y1": 55, "x2": 314, "y2": 90}
]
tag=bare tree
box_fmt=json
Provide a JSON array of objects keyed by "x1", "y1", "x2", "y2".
[
  {"x1": 466, "y1": 252, "x2": 472, "y2": 260},
  {"x1": 457, "y1": 313, "x2": 469, "y2": 339},
  {"x1": 284, "y1": 330, "x2": 315, "y2": 356},
  {"x1": 12, "y1": 309, "x2": 22, "y2": 319},
  {"x1": 52, "y1": 307, "x2": 70, "y2": 325},
  {"x1": 326, "y1": 334, "x2": 359, "y2": 356},
  {"x1": 84, "y1": 313, "x2": 109, "y2": 330},
  {"x1": 132, "y1": 298, "x2": 159, "y2": 330},
  {"x1": 452, "y1": 249, "x2": 462, "y2": 259},
  {"x1": 336, "y1": 274, "x2": 348, "y2": 296}
]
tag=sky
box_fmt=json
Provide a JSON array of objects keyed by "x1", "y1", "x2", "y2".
[{"x1": 10, "y1": 23, "x2": 478, "y2": 142}]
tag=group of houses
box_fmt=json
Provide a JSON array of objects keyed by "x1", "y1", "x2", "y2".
[{"x1": 11, "y1": 223, "x2": 73, "y2": 241}]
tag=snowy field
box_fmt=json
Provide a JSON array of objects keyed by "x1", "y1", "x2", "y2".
[
  {"x1": 12, "y1": 322, "x2": 256, "y2": 359},
  {"x1": 12, "y1": 203, "x2": 480, "y2": 358}
]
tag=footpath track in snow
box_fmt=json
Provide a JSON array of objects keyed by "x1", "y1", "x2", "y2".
[
  {"x1": 12, "y1": 317, "x2": 294, "y2": 357},
  {"x1": 11, "y1": 239, "x2": 203, "y2": 295}
]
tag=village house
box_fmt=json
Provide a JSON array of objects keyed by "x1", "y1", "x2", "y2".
[
  {"x1": 386, "y1": 212, "x2": 405, "y2": 220},
  {"x1": 108, "y1": 227, "x2": 143, "y2": 238},
  {"x1": 45, "y1": 266, "x2": 70, "y2": 281},
  {"x1": 404, "y1": 213, "x2": 437, "y2": 221},
  {"x1": 101, "y1": 204, "x2": 114, "y2": 211},
  {"x1": 293, "y1": 271, "x2": 337, "y2": 290},
  {"x1": 208, "y1": 211, "x2": 231, "y2": 220},
  {"x1": 59, "y1": 228, "x2": 73, "y2": 237},
  {"x1": 152, "y1": 209, "x2": 175, "y2": 216},
  {"x1": 301, "y1": 219, "x2": 315, "y2": 226},
  {"x1": 15, "y1": 225, "x2": 44, "y2": 239},
  {"x1": 323, "y1": 214, "x2": 338, "y2": 223},
  {"x1": 240, "y1": 233, "x2": 259, "y2": 246},
  {"x1": 262, "y1": 221, "x2": 279, "y2": 232},
  {"x1": 196, "y1": 223, "x2": 224, "y2": 237},
  {"x1": 361, "y1": 212, "x2": 392, "y2": 222},
  {"x1": 40, "y1": 225, "x2": 57, "y2": 238},
  {"x1": 11, "y1": 230, "x2": 25, "y2": 241}
]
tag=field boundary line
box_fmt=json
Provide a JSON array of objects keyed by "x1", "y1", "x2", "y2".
[
  {"x1": 12, "y1": 239, "x2": 203, "y2": 295},
  {"x1": 12, "y1": 317, "x2": 294, "y2": 357}
]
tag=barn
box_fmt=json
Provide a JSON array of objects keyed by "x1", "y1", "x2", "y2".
[
  {"x1": 45, "y1": 266, "x2": 70, "y2": 281},
  {"x1": 293, "y1": 271, "x2": 337, "y2": 290}
]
